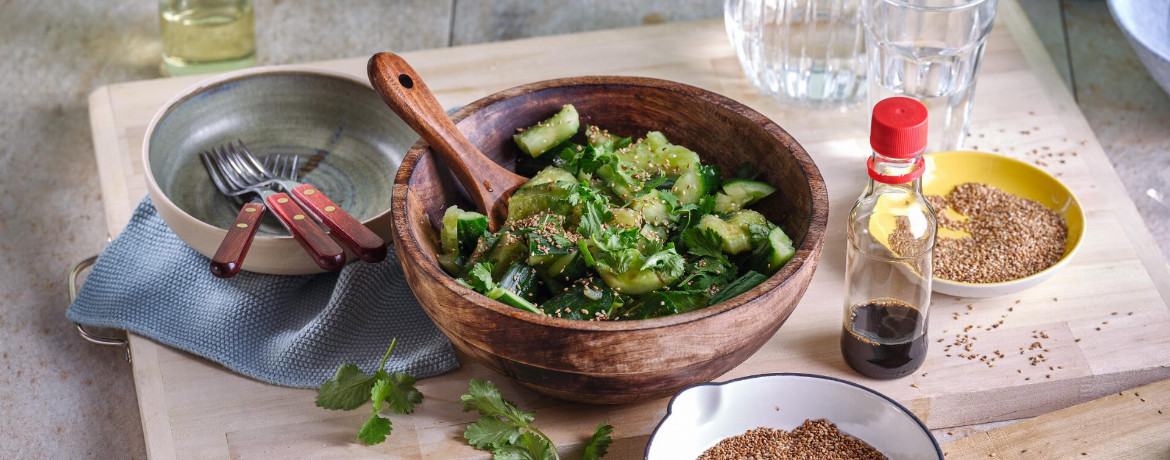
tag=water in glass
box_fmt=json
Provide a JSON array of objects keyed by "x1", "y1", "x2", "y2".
[{"x1": 726, "y1": 0, "x2": 866, "y2": 109}]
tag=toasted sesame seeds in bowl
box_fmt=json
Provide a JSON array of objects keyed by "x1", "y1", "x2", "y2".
[
  {"x1": 921, "y1": 151, "x2": 1085, "y2": 298},
  {"x1": 644, "y1": 374, "x2": 942, "y2": 459}
]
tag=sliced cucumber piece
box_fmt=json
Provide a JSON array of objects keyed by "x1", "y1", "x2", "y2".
[
  {"x1": 618, "y1": 133, "x2": 701, "y2": 176},
  {"x1": 523, "y1": 166, "x2": 576, "y2": 189},
  {"x1": 631, "y1": 194, "x2": 670, "y2": 225},
  {"x1": 726, "y1": 210, "x2": 768, "y2": 229},
  {"x1": 482, "y1": 232, "x2": 527, "y2": 280},
  {"x1": 619, "y1": 290, "x2": 708, "y2": 319},
  {"x1": 696, "y1": 214, "x2": 751, "y2": 254},
  {"x1": 498, "y1": 262, "x2": 540, "y2": 300},
  {"x1": 541, "y1": 283, "x2": 615, "y2": 320},
  {"x1": 585, "y1": 125, "x2": 626, "y2": 152},
  {"x1": 672, "y1": 169, "x2": 702, "y2": 205},
  {"x1": 714, "y1": 180, "x2": 778, "y2": 213},
  {"x1": 750, "y1": 226, "x2": 795, "y2": 275},
  {"x1": 486, "y1": 287, "x2": 542, "y2": 314},
  {"x1": 596, "y1": 265, "x2": 677, "y2": 295},
  {"x1": 610, "y1": 207, "x2": 642, "y2": 228},
  {"x1": 507, "y1": 177, "x2": 574, "y2": 223},
  {"x1": 513, "y1": 104, "x2": 580, "y2": 158}
]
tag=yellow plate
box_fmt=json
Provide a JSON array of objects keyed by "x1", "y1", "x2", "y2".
[{"x1": 923, "y1": 151, "x2": 1085, "y2": 298}]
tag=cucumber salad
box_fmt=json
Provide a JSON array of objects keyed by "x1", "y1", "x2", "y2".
[{"x1": 438, "y1": 104, "x2": 795, "y2": 320}]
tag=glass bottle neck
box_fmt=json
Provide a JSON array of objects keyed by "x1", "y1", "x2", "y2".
[{"x1": 864, "y1": 152, "x2": 923, "y2": 195}]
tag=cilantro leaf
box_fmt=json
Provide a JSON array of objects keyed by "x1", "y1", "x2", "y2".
[
  {"x1": 467, "y1": 262, "x2": 497, "y2": 293},
  {"x1": 582, "y1": 423, "x2": 614, "y2": 460},
  {"x1": 357, "y1": 414, "x2": 392, "y2": 445},
  {"x1": 316, "y1": 364, "x2": 377, "y2": 410},
  {"x1": 491, "y1": 432, "x2": 555, "y2": 460},
  {"x1": 559, "y1": 143, "x2": 602, "y2": 175},
  {"x1": 316, "y1": 339, "x2": 422, "y2": 446},
  {"x1": 681, "y1": 227, "x2": 725, "y2": 259},
  {"x1": 460, "y1": 378, "x2": 524, "y2": 420},
  {"x1": 465, "y1": 416, "x2": 523, "y2": 450},
  {"x1": 459, "y1": 379, "x2": 611, "y2": 460},
  {"x1": 371, "y1": 372, "x2": 423, "y2": 415},
  {"x1": 641, "y1": 246, "x2": 685, "y2": 278}
]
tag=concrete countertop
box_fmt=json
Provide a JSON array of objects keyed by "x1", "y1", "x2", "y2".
[{"x1": 1, "y1": 0, "x2": 1165, "y2": 457}]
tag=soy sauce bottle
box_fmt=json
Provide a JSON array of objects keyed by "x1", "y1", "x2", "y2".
[{"x1": 842, "y1": 97, "x2": 936, "y2": 379}]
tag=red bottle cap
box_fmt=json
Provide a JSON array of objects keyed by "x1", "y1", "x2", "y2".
[{"x1": 870, "y1": 97, "x2": 928, "y2": 159}]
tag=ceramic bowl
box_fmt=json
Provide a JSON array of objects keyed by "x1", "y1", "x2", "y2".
[
  {"x1": 923, "y1": 151, "x2": 1085, "y2": 298},
  {"x1": 392, "y1": 76, "x2": 829, "y2": 404},
  {"x1": 645, "y1": 373, "x2": 942, "y2": 459},
  {"x1": 1109, "y1": 0, "x2": 1170, "y2": 97},
  {"x1": 143, "y1": 66, "x2": 416, "y2": 275}
]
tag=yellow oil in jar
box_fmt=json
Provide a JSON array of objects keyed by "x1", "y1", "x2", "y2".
[{"x1": 160, "y1": 1, "x2": 255, "y2": 76}]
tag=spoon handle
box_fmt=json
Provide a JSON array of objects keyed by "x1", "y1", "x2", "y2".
[{"x1": 367, "y1": 52, "x2": 521, "y2": 228}]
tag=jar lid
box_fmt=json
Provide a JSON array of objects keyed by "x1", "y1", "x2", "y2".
[{"x1": 870, "y1": 97, "x2": 928, "y2": 159}]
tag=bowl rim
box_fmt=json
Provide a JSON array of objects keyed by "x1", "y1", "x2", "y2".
[
  {"x1": 1107, "y1": 0, "x2": 1170, "y2": 62},
  {"x1": 141, "y1": 64, "x2": 394, "y2": 242},
  {"x1": 924, "y1": 150, "x2": 1085, "y2": 289},
  {"x1": 643, "y1": 372, "x2": 944, "y2": 459},
  {"x1": 392, "y1": 75, "x2": 829, "y2": 332}
]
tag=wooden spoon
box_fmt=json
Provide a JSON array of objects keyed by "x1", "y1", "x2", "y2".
[{"x1": 368, "y1": 52, "x2": 527, "y2": 230}]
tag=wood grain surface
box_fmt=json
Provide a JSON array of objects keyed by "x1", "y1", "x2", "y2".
[
  {"x1": 85, "y1": 1, "x2": 1170, "y2": 458},
  {"x1": 941, "y1": 378, "x2": 1170, "y2": 459},
  {"x1": 369, "y1": 52, "x2": 528, "y2": 230},
  {"x1": 391, "y1": 75, "x2": 828, "y2": 404}
]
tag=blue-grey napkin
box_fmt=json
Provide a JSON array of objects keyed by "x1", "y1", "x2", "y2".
[{"x1": 67, "y1": 196, "x2": 460, "y2": 388}]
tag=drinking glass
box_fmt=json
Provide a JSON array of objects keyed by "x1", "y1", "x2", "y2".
[
  {"x1": 862, "y1": 0, "x2": 998, "y2": 153},
  {"x1": 159, "y1": 0, "x2": 256, "y2": 76},
  {"x1": 725, "y1": 0, "x2": 866, "y2": 109}
]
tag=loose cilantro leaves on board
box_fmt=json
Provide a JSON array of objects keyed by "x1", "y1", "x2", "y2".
[
  {"x1": 460, "y1": 379, "x2": 613, "y2": 460},
  {"x1": 316, "y1": 338, "x2": 422, "y2": 445}
]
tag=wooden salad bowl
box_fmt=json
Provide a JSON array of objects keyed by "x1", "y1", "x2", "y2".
[{"x1": 391, "y1": 76, "x2": 829, "y2": 404}]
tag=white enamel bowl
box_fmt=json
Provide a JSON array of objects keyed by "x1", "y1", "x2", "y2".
[{"x1": 645, "y1": 373, "x2": 942, "y2": 459}]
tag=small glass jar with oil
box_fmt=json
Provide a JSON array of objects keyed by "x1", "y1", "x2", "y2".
[{"x1": 159, "y1": 0, "x2": 255, "y2": 76}]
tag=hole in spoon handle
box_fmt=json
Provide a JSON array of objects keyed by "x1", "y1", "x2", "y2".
[{"x1": 398, "y1": 74, "x2": 413, "y2": 89}]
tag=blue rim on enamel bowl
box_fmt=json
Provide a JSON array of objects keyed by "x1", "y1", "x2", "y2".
[{"x1": 645, "y1": 373, "x2": 943, "y2": 460}]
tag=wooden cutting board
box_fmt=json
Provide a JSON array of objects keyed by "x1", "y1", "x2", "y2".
[
  {"x1": 85, "y1": 1, "x2": 1170, "y2": 458},
  {"x1": 942, "y1": 378, "x2": 1170, "y2": 458}
]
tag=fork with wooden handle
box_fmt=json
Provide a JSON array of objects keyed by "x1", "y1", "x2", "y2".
[
  {"x1": 256, "y1": 147, "x2": 388, "y2": 263},
  {"x1": 202, "y1": 145, "x2": 346, "y2": 277}
]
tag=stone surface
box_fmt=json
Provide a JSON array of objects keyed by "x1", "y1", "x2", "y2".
[
  {"x1": 450, "y1": 0, "x2": 722, "y2": 45},
  {"x1": 1, "y1": 0, "x2": 1167, "y2": 458},
  {"x1": 1061, "y1": 0, "x2": 1170, "y2": 263}
]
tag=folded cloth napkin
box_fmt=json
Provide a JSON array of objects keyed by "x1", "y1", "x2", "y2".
[{"x1": 67, "y1": 197, "x2": 459, "y2": 388}]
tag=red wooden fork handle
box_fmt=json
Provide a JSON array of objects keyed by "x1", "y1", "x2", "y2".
[
  {"x1": 289, "y1": 184, "x2": 387, "y2": 263},
  {"x1": 264, "y1": 192, "x2": 347, "y2": 271},
  {"x1": 210, "y1": 202, "x2": 266, "y2": 278}
]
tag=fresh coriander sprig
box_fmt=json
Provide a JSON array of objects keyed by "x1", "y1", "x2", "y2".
[
  {"x1": 316, "y1": 338, "x2": 422, "y2": 445},
  {"x1": 460, "y1": 378, "x2": 613, "y2": 460}
]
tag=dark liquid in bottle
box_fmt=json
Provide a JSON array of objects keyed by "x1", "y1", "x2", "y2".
[{"x1": 841, "y1": 298, "x2": 927, "y2": 379}]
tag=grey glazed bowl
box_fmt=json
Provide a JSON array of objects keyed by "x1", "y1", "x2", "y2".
[
  {"x1": 143, "y1": 66, "x2": 416, "y2": 275},
  {"x1": 646, "y1": 374, "x2": 942, "y2": 459},
  {"x1": 1109, "y1": 0, "x2": 1170, "y2": 97}
]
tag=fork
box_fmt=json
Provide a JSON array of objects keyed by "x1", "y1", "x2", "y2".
[
  {"x1": 262, "y1": 151, "x2": 388, "y2": 263},
  {"x1": 202, "y1": 143, "x2": 347, "y2": 276}
]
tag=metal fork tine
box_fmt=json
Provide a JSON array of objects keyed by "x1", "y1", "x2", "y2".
[
  {"x1": 236, "y1": 140, "x2": 272, "y2": 179},
  {"x1": 213, "y1": 146, "x2": 248, "y2": 191},
  {"x1": 200, "y1": 151, "x2": 235, "y2": 194},
  {"x1": 223, "y1": 143, "x2": 259, "y2": 184}
]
